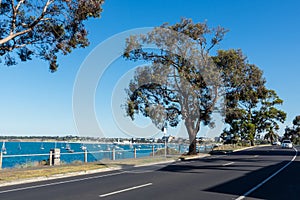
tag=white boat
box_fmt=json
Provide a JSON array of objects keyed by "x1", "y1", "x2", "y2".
[
  {"x1": 1, "y1": 141, "x2": 7, "y2": 154},
  {"x1": 80, "y1": 145, "x2": 86, "y2": 151},
  {"x1": 17, "y1": 143, "x2": 22, "y2": 151},
  {"x1": 65, "y1": 143, "x2": 71, "y2": 150},
  {"x1": 68, "y1": 149, "x2": 74, "y2": 153},
  {"x1": 40, "y1": 143, "x2": 45, "y2": 150},
  {"x1": 81, "y1": 143, "x2": 87, "y2": 151}
]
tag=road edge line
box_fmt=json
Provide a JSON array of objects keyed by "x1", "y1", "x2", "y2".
[{"x1": 235, "y1": 147, "x2": 298, "y2": 200}]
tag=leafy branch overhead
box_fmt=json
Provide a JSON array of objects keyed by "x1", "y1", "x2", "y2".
[{"x1": 0, "y1": 0, "x2": 104, "y2": 71}]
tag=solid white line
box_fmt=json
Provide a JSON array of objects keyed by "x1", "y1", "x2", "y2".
[
  {"x1": 99, "y1": 183, "x2": 153, "y2": 197},
  {"x1": 0, "y1": 171, "x2": 126, "y2": 194},
  {"x1": 235, "y1": 147, "x2": 298, "y2": 200},
  {"x1": 222, "y1": 162, "x2": 235, "y2": 166}
]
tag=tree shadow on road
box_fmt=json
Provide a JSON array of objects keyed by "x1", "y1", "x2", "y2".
[
  {"x1": 158, "y1": 146, "x2": 299, "y2": 199},
  {"x1": 205, "y1": 161, "x2": 300, "y2": 200}
]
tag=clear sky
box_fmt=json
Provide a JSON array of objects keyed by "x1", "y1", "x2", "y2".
[{"x1": 0, "y1": 0, "x2": 299, "y2": 139}]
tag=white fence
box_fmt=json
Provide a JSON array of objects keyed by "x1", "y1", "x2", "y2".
[{"x1": 0, "y1": 143, "x2": 214, "y2": 169}]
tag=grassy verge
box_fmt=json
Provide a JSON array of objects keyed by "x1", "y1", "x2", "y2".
[
  {"x1": 0, "y1": 156, "x2": 178, "y2": 184},
  {"x1": 209, "y1": 144, "x2": 262, "y2": 155},
  {"x1": 0, "y1": 162, "x2": 107, "y2": 182},
  {"x1": 214, "y1": 144, "x2": 250, "y2": 150}
]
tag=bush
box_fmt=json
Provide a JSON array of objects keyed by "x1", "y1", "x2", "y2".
[{"x1": 154, "y1": 147, "x2": 180, "y2": 156}]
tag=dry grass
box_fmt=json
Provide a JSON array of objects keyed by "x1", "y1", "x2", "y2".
[
  {"x1": 100, "y1": 156, "x2": 177, "y2": 166},
  {"x1": 0, "y1": 156, "x2": 177, "y2": 184},
  {"x1": 0, "y1": 162, "x2": 107, "y2": 182},
  {"x1": 212, "y1": 144, "x2": 250, "y2": 151}
]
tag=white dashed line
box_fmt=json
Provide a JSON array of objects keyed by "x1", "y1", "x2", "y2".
[
  {"x1": 0, "y1": 171, "x2": 126, "y2": 194},
  {"x1": 222, "y1": 162, "x2": 235, "y2": 166},
  {"x1": 99, "y1": 183, "x2": 153, "y2": 197}
]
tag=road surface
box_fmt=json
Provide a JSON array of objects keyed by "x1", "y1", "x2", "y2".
[{"x1": 0, "y1": 145, "x2": 299, "y2": 200}]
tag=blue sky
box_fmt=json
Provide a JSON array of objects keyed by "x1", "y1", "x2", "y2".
[{"x1": 0, "y1": 0, "x2": 299, "y2": 138}]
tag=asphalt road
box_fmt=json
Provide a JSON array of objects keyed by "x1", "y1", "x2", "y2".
[{"x1": 0, "y1": 145, "x2": 298, "y2": 200}]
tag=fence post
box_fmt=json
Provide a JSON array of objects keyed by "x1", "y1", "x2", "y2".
[
  {"x1": 84, "y1": 150, "x2": 87, "y2": 163},
  {"x1": 134, "y1": 147, "x2": 137, "y2": 159},
  {"x1": 112, "y1": 148, "x2": 115, "y2": 161},
  {"x1": 152, "y1": 145, "x2": 155, "y2": 157},
  {"x1": 49, "y1": 150, "x2": 53, "y2": 166},
  {"x1": 53, "y1": 148, "x2": 60, "y2": 165},
  {"x1": 0, "y1": 152, "x2": 2, "y2": 169}
]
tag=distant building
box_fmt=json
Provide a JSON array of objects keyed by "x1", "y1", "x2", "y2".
[
  {"x1": 214, "y1": 137, "x2": 222, "y2": 143},
  {"x1": 162, "y1": 135, "x2": 175, "y2": 143},
  {"x1": 196, "y1": 137, "x2": 212, "y2": 143}
]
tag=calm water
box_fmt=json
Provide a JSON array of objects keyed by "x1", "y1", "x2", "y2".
[{"x1": 1, "y1": 142, "x2": 188, "y2": 168}]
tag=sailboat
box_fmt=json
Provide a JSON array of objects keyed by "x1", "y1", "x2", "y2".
[
  {"x1": 65, "y1": 143, "x2": 71, "y2": 150},
  {"x1": 65, "y1": 143, "x2": 74, "y2": 153},
  {"x1": 81, "y1": 143, "x2": 87, "y2": 151},
  {"x1": 1, "y1": 141, "x2": 7, "y2": 154},
  {"x1": 40, "y1": 143, "x2": 45, "y2": 150},
  {"x1": 17, "y1": 143, "x2": 22, "y2": 151}
]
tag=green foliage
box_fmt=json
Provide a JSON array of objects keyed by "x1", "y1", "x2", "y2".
[
  {"x1": 284, "y1": 115, "x2": 300, "y2": 144},
  {"x1": 124, "y1": 18, "x2": 227, "y2": 155},
  {"x1": 0, "y1": 0, "x2": 104, "y2": 71},
  {"x1": 264, "y1": 127, "x2": 279, "y2": 143},
  {"x1": 214, "y1": 49, "x2": 286, "y2": 145}
]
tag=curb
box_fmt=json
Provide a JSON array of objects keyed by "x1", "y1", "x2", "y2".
[
  {"x1": 0, "y1": 166, "x2": 122, "y2": 187},
  {"x1": 179, "y1": 153, "x2": 210, "y2": 161},
  {"x1": 134, "y1": 159, "x2": 176, "y2": 168}
]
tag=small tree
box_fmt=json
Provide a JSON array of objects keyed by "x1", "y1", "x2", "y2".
[
  {"x1": 0, "y1": 0, "x2": 104, "y2": 71},
  {"x1": 284, "y1": 115, "x2": 300, "y2": 144},
  {"x1": 264, "y1": 125, "x2": 279, "y2": 144},
  {"x1": 254, "y1": 89, "x2": 286, "y2": 141}
]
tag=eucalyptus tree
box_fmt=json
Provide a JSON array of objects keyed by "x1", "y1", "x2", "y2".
[
  {"x1": 284, "y1": 115, "x2": 300, "y2": 144},
  {"x1": 254, "y1": 89, "x2": 286, "y2": 142},
  {"x1": 0, "y1": 0, "x2": 104, "y2": 71},
  {"x1": 123, "y1": 18, "x2": 227, "y2": 154},
  {"x1": 213, "y1": 49, "x2": 286, "y2": 145}
]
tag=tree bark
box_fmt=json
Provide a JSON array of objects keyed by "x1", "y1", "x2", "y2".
[
  {"x1": 185, "y1": 118, "x2": 198, "y2": 155},
  {"x1": 188, "y1": 138, "x2": 197, "y2": 155}
]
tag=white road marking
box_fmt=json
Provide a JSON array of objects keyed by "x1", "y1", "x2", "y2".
[
  {"x1": 235, "y1": 147, "x2": 298, "y2": 200},
  {"x1": 254, "y1": 155, "x2": 259, "y2": 157},
  {"x1": 0, "y1": 171, "x2": 126, "y2": 194},
  {"x1": 208, "y1": 155, "x2": 227, "y2": 159},
  {"x1": 99, "y1": 183, "x2": 153, "y2": 197},
  {"x1": 222, "y1": 162, "x2": 235, "y2": 166}
]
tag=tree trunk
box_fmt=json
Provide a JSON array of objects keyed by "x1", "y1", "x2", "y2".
[
  {"x1": 185, "y1": 118, "x2": 198, "y2": 155},
  {"x1": 188, "y1": 138, "x2": 197, "y2": 155}
]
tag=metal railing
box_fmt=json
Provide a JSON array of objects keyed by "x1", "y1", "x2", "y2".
[{"x1": 0, "y1": 143, "x2": 214, "y2": 169}]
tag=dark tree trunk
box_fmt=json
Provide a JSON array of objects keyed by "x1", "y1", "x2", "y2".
[
  {"x1": 185, "y1": 118, "x2": 198, "y2": 155},
  {"x1": 188, "y1": 138, "x2": 197, "y2": 155}
]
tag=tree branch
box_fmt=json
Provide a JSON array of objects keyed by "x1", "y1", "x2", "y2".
[{"x1": 0, "y1": 0, "x2": 53, "y2": 46}]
